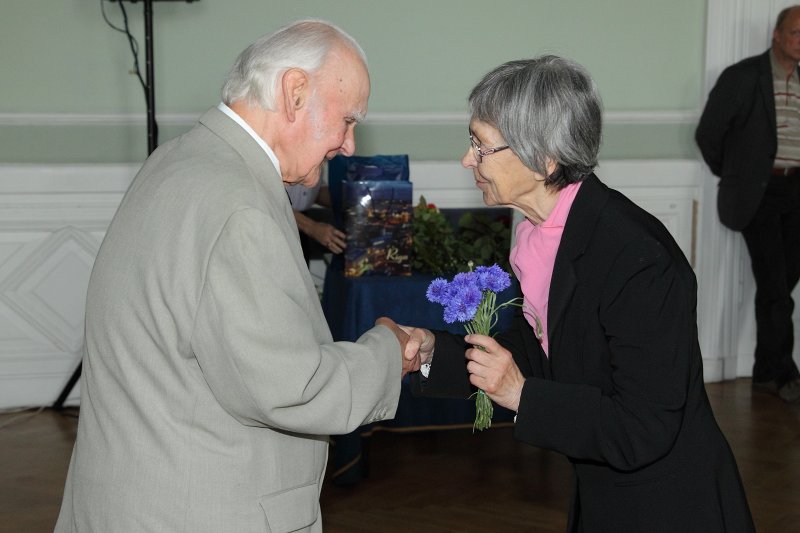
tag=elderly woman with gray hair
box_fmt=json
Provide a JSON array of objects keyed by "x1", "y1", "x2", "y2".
[{"x1": 395, "y1": 56, "x2": 755, "y2": 532}]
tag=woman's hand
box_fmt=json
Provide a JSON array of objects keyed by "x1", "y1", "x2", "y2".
[
  {"x1": 376, "y1": 317, "x2": 436, "y2": 376},
  {"x1": 397, "y1": 324, "x2": 435, "y2": 366},
  {"x1": 464, "y1": 334, "x2": 525, "y2": 412},
  {"x1": 376, "y1": 318, "x2": 435, "y2": 369}
]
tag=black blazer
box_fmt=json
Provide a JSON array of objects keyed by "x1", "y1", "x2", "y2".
[
  {"x1": 414, "y1": 175, "x2": 754, "y2": 532},
  {"x1": 696, "y1": 50, "x2": 778, "y2": 231}
]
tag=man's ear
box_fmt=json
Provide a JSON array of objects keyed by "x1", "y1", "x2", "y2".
[{"x1": 281, "y1": 68, "x2": 308, "y2": 123}]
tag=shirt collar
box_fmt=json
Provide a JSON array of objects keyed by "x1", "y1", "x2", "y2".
[
  {"x1": 541, "y1": 181, "x2": 582, "y2": 229},
  {"x1": 217, "y1": 102, "x2": 281, "y2": 176},
  {"x1": 770, "y1": 49, "x2": 798, "y2": 80}
]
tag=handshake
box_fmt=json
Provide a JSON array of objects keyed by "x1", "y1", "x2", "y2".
[
  {"x1": 375, "y1": 317, "x2": 434, "y2": 377},
  {"x1": 375, "y1": 316, "x2": 525, "y2": 414}
]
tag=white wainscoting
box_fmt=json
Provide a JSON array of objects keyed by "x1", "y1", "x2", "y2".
[
  {"x1": 0, "y1": 160, "x2": 701, "y2": 409},
  {"x1": 0, "y1": 165, "x2": 134, "y2": 408}
]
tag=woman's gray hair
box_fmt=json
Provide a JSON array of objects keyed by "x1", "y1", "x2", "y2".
[
  {"x1": 221, "y1": 19, "x2": 367, "y2": 110},
  {"x1": 468, "y1": 55, "x2": 602, "y2": 189}
]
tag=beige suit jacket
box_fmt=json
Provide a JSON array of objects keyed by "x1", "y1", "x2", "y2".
[{"x1": 55, "y1": 107, "x2": 401, "y2": 532}]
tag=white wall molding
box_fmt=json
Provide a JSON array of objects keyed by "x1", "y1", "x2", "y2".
[
  {"x1": 0, "y1": 164, "x2": 136, "y2": 191},
  {"x1": 0, "y1": 160, "x2": 702, "y2": 408},
  {"x1": 0, "y1": 110, "x2": 700, "y2": 127}
]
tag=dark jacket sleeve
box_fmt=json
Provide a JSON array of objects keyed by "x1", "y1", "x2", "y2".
[
  {"x1": 695, "y1": 64, "x2": 753, "y2": 177},
  {"x1": 411, "y1": 313, "x2": 545, "y2": 398},
  {"x1": 409, "y1": 330, "x2": 472, "y2": 398}
]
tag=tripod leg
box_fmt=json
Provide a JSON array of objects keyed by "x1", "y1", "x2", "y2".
[{"x1": 53, "y1": 362, "x2": 82, "y2": 411}]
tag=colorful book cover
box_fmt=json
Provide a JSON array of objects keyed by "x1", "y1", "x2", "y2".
[{"x1": 343, "y1": 180, "x2": 413, "y2": 277}]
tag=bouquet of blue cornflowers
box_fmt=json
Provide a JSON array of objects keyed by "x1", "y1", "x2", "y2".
[{"x1": 426, "y1": 264, "x2": 522, "y2": 431}]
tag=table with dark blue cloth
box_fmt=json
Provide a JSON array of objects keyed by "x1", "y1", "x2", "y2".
[{"x1": 321, "y1": 263, "x2": 517, "y2": 484}]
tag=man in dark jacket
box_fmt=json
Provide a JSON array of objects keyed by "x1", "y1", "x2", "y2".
[{"x1": 696, "y1": 5, "x2": 800, "y2": 403}]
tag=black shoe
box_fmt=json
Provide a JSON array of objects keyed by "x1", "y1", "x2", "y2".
[
  {"x1": 753, "y1": 378, "x2": 800, "y2": 403},
  {"x1": 777, "y1": 378, "x2": 800, "y2": 403}
]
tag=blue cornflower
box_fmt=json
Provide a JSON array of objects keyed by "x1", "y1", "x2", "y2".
[
  {"x1": 475, "y1": 264, "x2": 511, "y2": 293},
  {"x1": 426, "y1": 278, "x2": 450, "y2": 304},
  {"x1": 443, "y1": 303, "x2": 460, "y2": 324},
  {"x1": 444, "y1": 284, "x2": 482, "y2": 323},
  {"x1": 450, "y1": 271, "x2": 477, "y2": 291},
  {"x1": 424, "y1": 263, "x2": 523, "y2": 432}
]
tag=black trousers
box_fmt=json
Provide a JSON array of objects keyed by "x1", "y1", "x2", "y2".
[{"x1": 741, "y1": 175, "x2": 800, "y2": 385}]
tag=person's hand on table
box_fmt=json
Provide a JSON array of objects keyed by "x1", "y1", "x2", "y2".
[{"x1": 311, "y1": 222, "x2": 346, "y2": 254}]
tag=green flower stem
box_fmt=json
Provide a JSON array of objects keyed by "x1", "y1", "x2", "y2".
[
  {"x1": 471, "y1": 389, "x2": 493, "y2": 432},
  {"x1": 465, "y1": 292, "x2": 524, "y2": 432}
]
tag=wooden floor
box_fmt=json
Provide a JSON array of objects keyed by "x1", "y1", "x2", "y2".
[{"x1": 1, "y1": 378, "x2": 798, "y2": 532}]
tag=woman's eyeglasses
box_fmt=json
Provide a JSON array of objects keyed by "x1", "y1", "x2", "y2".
[{"x1": 469, "y1": 132, "x2": 510, "y2": 163}]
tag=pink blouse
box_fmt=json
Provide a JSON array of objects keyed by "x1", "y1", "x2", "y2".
[{"x1": 510, "y1": 182, "x2": 582, "y2": 356}]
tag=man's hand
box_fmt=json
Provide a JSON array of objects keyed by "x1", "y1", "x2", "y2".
[
  {"x1": 375, "y1": 317, "x2": 420, "y2": 377},
  {"x1": 464, "y1": 334, "x2": 525, "y2": 412}
]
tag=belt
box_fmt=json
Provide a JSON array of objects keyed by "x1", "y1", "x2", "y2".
[{"x1": 771, "y1": 167, "x2": 800, "y2": 176}]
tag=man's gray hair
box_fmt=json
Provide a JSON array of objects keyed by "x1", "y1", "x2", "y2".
[
  {"x1": 221, "y1": 19, "x2": 367, "y2": 110},
  {"x1": 468, "y1": 55, "x2": 602, "y2": 189}
]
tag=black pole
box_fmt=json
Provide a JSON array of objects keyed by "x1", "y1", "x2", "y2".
[
  {"x1": 144, "y1": 0, "x2": 157, "y2": 154},
  {"x1": 54, "y1": 0, "x2": 160, "y2": 410},
  {"x1": 52, "y1": 362, "x2": 82, "y2": 411}
]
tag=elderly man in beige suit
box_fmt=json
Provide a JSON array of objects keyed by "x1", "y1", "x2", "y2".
[{"x1": 55, "y1": 20, "x2": 416, "y2": 532}]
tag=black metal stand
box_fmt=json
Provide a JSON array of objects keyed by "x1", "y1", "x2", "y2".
[
  {"x1": 52, "y1": 0, "x2": 162, "y2": 411},
  {"x1": 144, "y1": 0, "x2": 157, "y2": 154},
  {"x1": 52, "y1": 361, "x2": 82, "y2": 411}
]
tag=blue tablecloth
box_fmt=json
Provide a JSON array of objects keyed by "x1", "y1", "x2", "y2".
[
  {"x1": 323, "y1": 268, "x2": 462, "y2": 341},
  {"x1": 321, "y1": 264, "x2": 517, "y2": 484}
]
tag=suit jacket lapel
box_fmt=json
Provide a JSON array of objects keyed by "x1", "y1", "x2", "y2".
[
  {"x1": 548, "y1": 174, "x2": 608, "y2": 359},
  {"x1": 198, "y1": 108, "x2": 296, "y2": 227},
  {"x1": 197, "y1": 107, "x2": 316, "y2": 300},
  {"x1": 759, "y1": 50, "x2": 777, "y2": 134}
]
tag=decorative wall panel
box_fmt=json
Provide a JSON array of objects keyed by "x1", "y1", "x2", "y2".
[
  {"x1": 0, "y1": 165, "x2": 132, "y2": 408},
  {"x1": 0, "y1": 161, "x2": 699, "y2": 408}
]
